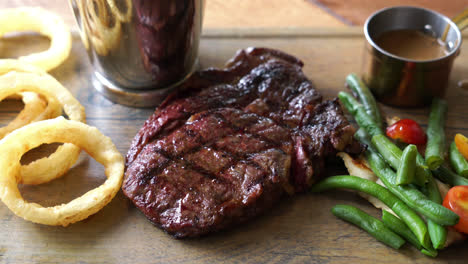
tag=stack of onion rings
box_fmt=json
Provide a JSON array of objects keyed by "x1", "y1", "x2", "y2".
[
  {"x1": 0, "y1": 71, "x2": 86, "y2": 185},
  {"x1": 0, "y1": 7, "x2": 79, "y2": 185},
  {"x1": 0, "y1": 7, "x2": 71, "y2": 141},
  {"x1": 0, "y1": 7, "x2": 124, "y2": 226}
]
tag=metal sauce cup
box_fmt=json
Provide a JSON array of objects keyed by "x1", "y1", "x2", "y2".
[
  {"x1": 69, "y1": 0, "x2": 205, "y2": 107},
  {"x1": 362, "y1": 6, "x2": 462, "y2": 107}
]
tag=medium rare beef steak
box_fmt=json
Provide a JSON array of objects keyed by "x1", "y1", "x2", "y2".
[{"x1": 123, "y1": 47, "x2": 361, "y2": 237}]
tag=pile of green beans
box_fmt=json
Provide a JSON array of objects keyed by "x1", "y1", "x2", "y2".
[
  {"x1": 365, "y1": 145, "x2": 458, "y2": 227},
  {"x1": 425, "y1": 99, "x2": 447, "y2": 170},
  {"x1": 332, "y1": 205, "x2": 405, "y2": 249},
  {"x1": 355, "y1": 128, "x2": 450, "y2": 250},
  {"x1": 320, "y1": 74, "x2": 462, "y2": 257}
]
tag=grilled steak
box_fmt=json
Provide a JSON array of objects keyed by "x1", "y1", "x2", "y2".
[{"x1": 123, "y1": 47, "x2": 362, "y2": 237}]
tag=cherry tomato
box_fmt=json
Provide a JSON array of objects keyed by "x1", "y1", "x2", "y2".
[
  {"x1": 386, "y1": 119, "x2": 427, "y2": 145},
  {"x1": 443, "y1": 186, "x2": 468, "y2": 234},
  {"x1": 455, "y1": 133, "x2": 468, "y2": 161}
]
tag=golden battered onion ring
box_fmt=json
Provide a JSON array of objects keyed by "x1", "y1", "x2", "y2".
[
  {"x1": 31, "y1": 95, "x2": 63, "y2": 121},
  {"x1": 0, "y1": 59, "x2": 45, "y2": 75},
  {"x1": 9, "y1": 93, "x2": 62, "y2": 124},
  {"x1": 0, "y1": 7, "x2": 72, "y2": 72},
  {"x1": 0, "y1": 71, "x2": 85, "y2": 185},
  {"x1": 0, "y1": 60, "x2": 62, "y2": 138},
  {"x1": 0, "y1": 117, "x2": 124, "y2": 226},
  {"x1": 0, "y1": 60, "x2": 63, "y2": 119},
  {"x1": 107, "y1": 0, "x2": 132, "y2": 23},
  {"x1": 0, "y1": 92, "x2": 46, "y2": 139}
]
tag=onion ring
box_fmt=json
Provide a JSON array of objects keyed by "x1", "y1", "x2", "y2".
[
  {"x1": 0, "y1": 60, "x2": 62, "y2": 138},
  {"x1": 0, "y1": 117, "x2": 124, "y2": 226},
  {"x1": 107, "y1": 0, "x2": 132, "y2": 23},
  {"x1": 0, "y1": 60, "x2": 63, "y2": 122},
  {"x1": 2, "y1": 92, "x2": 62, "y2": 124},
  {"x1": 0, "y1": 92, "x2": 47, "y2": 139},
  {"x1": 0, "y1": 7, "x2": 72, "y2": 72},
  {"x1": 0, "y1": 59, "x2": 45, "y2": 75},
  {"x1": 0, "y1": 71, "x2": 85, "y2": 185}
]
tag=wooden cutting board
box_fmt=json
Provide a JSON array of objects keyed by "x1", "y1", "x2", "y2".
[{"x1": 0, "y1": 28, "x2": 467, "y2": 264}]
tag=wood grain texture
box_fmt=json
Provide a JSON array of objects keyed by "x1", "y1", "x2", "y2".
[
  {"x1": 313, "y1": 0, "x2": 468, "y2": 25},
  {"x1": 0, "y1": 28, "x2": 467, "y2": 263},
  {"x1": 0, "y1": 0, "x2": 346, "y2": 29}
]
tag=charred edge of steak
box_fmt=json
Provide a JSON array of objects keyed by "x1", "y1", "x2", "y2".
[{"x1": 292, "y1": 98, "x2": 363, "y2": 192}]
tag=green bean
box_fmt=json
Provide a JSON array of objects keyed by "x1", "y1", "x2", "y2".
[
  {"x1": 396, "y1": 144, "x2": 417, "y2": 185},
  {"x1": 371, "y1": 134, "x2": 428, "y2": 186},
  {"x1": 365, "y1": 132, "x2": 448, "y2": 248},
  {"x1": 449, "y1": 141, "x2": 468, "y2": 177},
  {"x1": 355, "y1": 128, "x2": 377, "y2": 152},
  {"x1": 381, "y1": 210, "x2": 422, "y2": 250},
  {"x1": 338, "y1": 92, "x2": 384, "y2": 137},
  {"x1": 421, "y1": 248, "x2": 438, "y2": 258},
  {"x1": 332, "y1": 205, "x2": 405, "y2": 249},
  {"x1": 345, "y1": 73, "x2": 382, "y2": 128},
  {"x1": 371, "y1": 134, "x2": 402, "y2": 170},
  {"x1": 416, "y1": 154, "x2": 432, "y2": 184},
  {"x1": 365, "y1": 149, "x2": 459, "y2": 226},
  {"x1": 421, "y1": 176, "x2": 447, "y2": 249},
  {"x1": 425, "y1": 98, "x2": 447, "y2": 170},
  {"x1": 433, "y1": 165, "x2": 468, "y2": 186},
  {"x1": 311, "y1": 175, "x2": 430, "y2": 249}
]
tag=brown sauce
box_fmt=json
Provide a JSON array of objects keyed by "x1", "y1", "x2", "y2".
[{"x1": 375, "y1": 29, "x2": 448, "y2": 61}]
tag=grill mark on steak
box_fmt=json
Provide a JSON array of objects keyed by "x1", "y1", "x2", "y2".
[
  {"x1": 126, "y1": 54, "x2": 319, "y2": 166},
  {"x1": 123, "y1": 47, "x2": 362, "y2": 237},
  {"x1": 143, "y1": 107, "x2": 292, "y2": 174},
  {"x1": 134, "y1": 112, "x2": 286, "y2": 188}
]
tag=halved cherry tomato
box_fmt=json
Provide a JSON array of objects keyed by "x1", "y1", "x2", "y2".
[
  {"x1": 443, "y1": 186, "x2": 468, "y2": 234},
  {"x1": 455, "y1": 133, "x2": 468, "y2": 161},
  {"x1": 386, "y1": 119, "x2": 427, "y2": 145}
]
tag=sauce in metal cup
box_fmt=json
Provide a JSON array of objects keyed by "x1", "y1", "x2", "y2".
[{"x1": 362, "y1": 6, "x2": 462, "y2": 107}]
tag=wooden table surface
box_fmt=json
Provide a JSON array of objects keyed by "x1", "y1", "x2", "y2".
[
  {"x1": 0, "y1": 0, "x2": 347, "y2": 29},
  {"x1": 3, "y1": 0, "x2": 465, "y2": 29},
  {"x1": 1, "y1": 1, "x2": 468, "y2": 264},
  {"x1": 0, "y1": 26, "x2": 467, "y2": 264}
]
